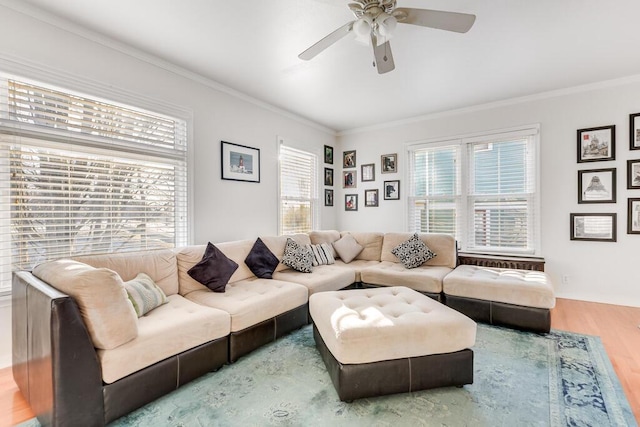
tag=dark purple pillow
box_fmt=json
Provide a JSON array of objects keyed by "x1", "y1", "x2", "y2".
[
  {"x1": 188, "y1": 242, "x2": 238, "y2": 292},
  {"x1": 244, "y1": 237, "x2": 279, "y2": 279}
]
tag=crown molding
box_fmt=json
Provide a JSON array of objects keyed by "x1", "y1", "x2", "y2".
[
  {"x1": 0, "y1": 0, "x2": 336, "y2": 136},
  {"x1": 338, "y1": 73, "x2": 640, "y2": 137}
]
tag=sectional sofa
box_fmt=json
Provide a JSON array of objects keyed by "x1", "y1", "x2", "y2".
[{"x1": 12, "y1": 230, "x2": 554, "y2": 426}]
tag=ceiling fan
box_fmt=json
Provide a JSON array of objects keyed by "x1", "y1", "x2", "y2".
[{"x1": 298, "y1": 0, "x2": 476, "y2": 74}]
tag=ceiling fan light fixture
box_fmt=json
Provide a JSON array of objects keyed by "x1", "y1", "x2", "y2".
[
  {"x1": 376, "y1": 13, "x2": 397, "y2": 37},
  {"x1": 353, "y1": 16, "x2": 373, "y2": 44}
]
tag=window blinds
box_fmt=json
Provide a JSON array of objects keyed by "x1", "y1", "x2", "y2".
[
  {"x1": 279, "y1": 144, "x2": 318, "y2": 235},
  {"x1": 0, "y1": 78, "x2": 188, "y2": 293}
]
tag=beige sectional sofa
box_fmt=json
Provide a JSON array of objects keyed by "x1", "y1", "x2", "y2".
[{"x1": 12, "y1": 229, "x2": 552, "y2": 427}]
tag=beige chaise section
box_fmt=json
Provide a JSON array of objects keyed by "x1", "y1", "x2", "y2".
[{"x1": 360, "y1": 232, "x2": 457, "y2": 296}]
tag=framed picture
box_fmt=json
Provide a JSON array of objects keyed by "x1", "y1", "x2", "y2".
[
  {"x1": 381, "y1": 153, "x2": 397, "y2": 173},
  {"x1": 343, "y1": 170, "x2": 357, "y2": 189},
  {"x1": 343, "y1": 150, "x2": 356, "y2": 168},
  {"x1": 570, "y1": 213, "x2": 616, "y2": 242},
  {"x1": 628, "y1": 198, "x2": 640, "y2": 234},
  {"x1": 324, "y1": 167, "x2": 334, "y2": 186},
  {"x1": 324, "y1": 189, "x2": 334, "y2": 207},
  {"x1": 324, "y1": 145, "x2": 334, "y2": 164},
  {"x1": 577, "y1": 125, "x2": 615, "y2": 163},
  {"x1": 578, "y1": 168, "x2": 616, "y2": 203},
  {"x1": 364, "y1": 189, "x2": 379, "y2": 207},
  {"x1": 383, "y1": 180, "x2": 400, "y2": 200},
  {"x1": 361, "y1": 163, "x2": 375, "y2": 182},
  {"x1": 630, "y1": 113, "x2": 640, "y2": 151},
  {"x1": 345, "y1": 194, "x2": 358, "y2": 211},
  {"x1": 221, "y1": 141, "x2": 260, "y2": 183},
  {"x1": 627, "y1": 159, "x2": 640, "y2": 189}
]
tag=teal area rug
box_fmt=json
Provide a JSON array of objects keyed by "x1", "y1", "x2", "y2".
[{"x1": 19, "y1": 324, "x2": 636, "y2": 426}]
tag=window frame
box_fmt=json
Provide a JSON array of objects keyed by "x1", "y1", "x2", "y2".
[{"x1": 406, "y1": 125, "x2": 541, "y2": 256}]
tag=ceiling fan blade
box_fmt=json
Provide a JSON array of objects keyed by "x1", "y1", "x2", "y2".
[
  {"x1": 394, "y1": 8, "x2": 476, "y2": 33},
  {"x1": 298, "y1": 21, "x2": 355, "y2": 60},
  {"x1": 371, "y1": 35, "x2": 395, "y2": 74}
]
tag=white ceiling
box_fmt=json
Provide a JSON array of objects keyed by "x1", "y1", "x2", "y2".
[{"x1": 14, "y1": 0, "x2": 640, "y2": 132}]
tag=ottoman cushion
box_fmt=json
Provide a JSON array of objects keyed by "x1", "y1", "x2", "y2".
[
  {"x1": 309, "y1": 286, "x2": 476, "y2": 364},
  {"x1": 443, "y1": 265, "x2": 556, "y2": 309}
]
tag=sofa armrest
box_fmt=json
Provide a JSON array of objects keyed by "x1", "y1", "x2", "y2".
[{"x1": 13, "y1": 271, "x2": 105, "y2": 426}]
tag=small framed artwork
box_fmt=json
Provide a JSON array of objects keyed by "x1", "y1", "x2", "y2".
[
  {"x1": 627, "y1": 159, "x2": 640, "y2": 189},
  {"x1": 221, "y1": 141, "x2": 260, "y2": 183},
  {"x1": 324, "y1": 167, "x2": 334, "y2": 186},
  {"x1": 628, "y1": 198, "x2": 640, "y2": 234},
  {"x1": 361, "y1": 163, "x2": 375, "y2": 182},
  {"x1": 364, "y1": 189, "x2": 379, "y2": 207},
  {"x1": 578, "y1": 168, "x2": 616, "y2": 203},
  {"x1": 324, "y1": 189, "x2": 334, "y2": 207},
  {"x1": 324, "y1": 145, "x2": 334, "y2": 164},
  {"x1": 383, "y1": 180, "x2": 400, "y2": 200},
  {"x1": 343, "y1": 170, "x2": 357, "y2": 189},
  {"x1": 345, "y1": 194, "x2": 358, "y2": 211},
  {"x1": 577, "y1": 125, "x2": 615, "y2": 163},
  {"x1": 630, "y1": 113, "x2": 640, "y2": 150},
  {"x1": 343, "y1": 150, "x2": 356, "y2": 168},
  {"x1": 381, "y1": 153, "x2": 397, "y2": 173},
  {"x1": 570, "y1": 213, "x2": 616, "y2": 242}
]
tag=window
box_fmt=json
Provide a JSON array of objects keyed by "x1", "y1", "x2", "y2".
[
  {"x1": 408, "y1": 126, "x2": 539, "y2": 255},
  {"x1": 0, "y1": 77, "x2": 188, "y2": 293},
  {"x1": 278, "y1": 143, "x2": 318, "y2": 235}
]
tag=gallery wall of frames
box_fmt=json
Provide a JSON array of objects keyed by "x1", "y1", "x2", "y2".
[{"x1": 572, "y1": 113, "x2": 640, "y2": 242}]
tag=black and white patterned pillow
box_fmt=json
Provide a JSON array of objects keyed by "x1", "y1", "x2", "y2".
[
  {"x1": 391, "y1": 233, "x2": 437, "y2": 269},
  {"x1": 282, "y1": 238, "x2": 313, "y2": 273}
]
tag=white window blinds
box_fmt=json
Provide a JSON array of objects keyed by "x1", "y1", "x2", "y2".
[
  {"x1": 279, "y1": 144, "x2": 318, "y2": 235},
  {"x1": 408, "y1": 126, "x2": 539, "y2": 255},
  {"x1": 0, "y1": 77, "x2": 188, "y2": 293}
]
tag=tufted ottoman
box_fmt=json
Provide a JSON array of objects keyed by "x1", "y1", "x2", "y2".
[
  {"x1": 309, "y1": 286, "x2": 476, "y2": 402},
  {"x1": 443, "y1": 265, "x2": 556, "y2": 333}
]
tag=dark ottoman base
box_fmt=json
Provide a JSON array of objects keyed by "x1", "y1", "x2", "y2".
[{"x1": 313, "y1": 325, "x2": 474, "y2": 402}]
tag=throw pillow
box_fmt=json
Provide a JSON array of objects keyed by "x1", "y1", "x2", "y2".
[
  {"x1": 332, "y1": 234, "x2": 363, "y2": 263},
  {"x1": 306, "y1": 243, "x2": 336, "y2": 266},
  {"x1": 124, "y1": 273, "x2": 168, "y2": 317},
  {"x1": 245, "y1": 237, "x2": 280, "y2": 279},
  {"x1": 282, "y1": 238, "x2": 313, "y2": 273},
  {"x1": 391, "y1": 233, "x2": 437, "y2": 269},
  {"x1": 188, "y1": 242, "x2": 239, "y2": 292}
]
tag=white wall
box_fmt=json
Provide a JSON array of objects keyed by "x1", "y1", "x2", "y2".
[
  {"x1": 0, "y1": 5, "x2": 337, "y2": 368},
  {"x1": 337, "y1": 78, "x2": 640, "y2": 308}
]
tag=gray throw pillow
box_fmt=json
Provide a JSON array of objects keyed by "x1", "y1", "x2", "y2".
[
  {"x1": 332, "y1": 234, "x2": 363, "y2": 263},
  {"x1": 282, "y1": 238, "x2": 313, "y2": 273},
  {"x1": 391, "y1": 233, "x2": 437, "y2": 269}
]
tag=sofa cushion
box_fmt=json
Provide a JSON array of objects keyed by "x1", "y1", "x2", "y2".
[
  {"x1": 188, "y1": 242, "x2": 239, "y2": 292},
  {"x1": 33, "y1": 259, "x2": 138, "y2": 350},
  {"x1": 273, "y1": 265, "x2": 355, "y2": 295},
  {"x1": 333, "y1": 259, "x2": 381, "y2": 282},
  {"x1": 97, "y1": 294, "x2": 230, "y2": 383},
  {"x1": 244, "y1": 237, "x2": 279, "y2": 279},
  {"x1": 360, "y1": 261, "x2": 452, "y2": 293},
  {"x1": 124, "y1": 273, "x2": 168, "y2": 317},
  {"x1": 391, "y1": 233, "x2": 436, "y2": 269},
  {"x1": 73, "y1": 249, "x2": 179, "y2": 296},
  {"x1": 381, "y1": 233, "x2": 456, "y2": 268},
  {"x1": 185, "y1": 278, "x2": 308, "y2": 332},
  {"x1": 340, "y1": 232, "x2": 384, "y2": 261},
  {"x1": 308, "y1": 230, "x2": 340, "y2": 258},
  {"x1": 333, "y1": 234, "x2": 363, "y2": 263},
  {"x1": 282, "y1": 238, "x2": 313, "y2": 273},
  {"x1": 443, "y1": 265, "x2": 556, "y2": 309},
  {"x1": 306, "y1": 243, "x2": 335, "y2": 266}
]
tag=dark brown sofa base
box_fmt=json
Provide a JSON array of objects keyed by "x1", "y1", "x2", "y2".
[
  {"x1": 229, "y1": 303, "x2": 308, "y2": 362},
  {"x1": 358, "y1": 282, "x2": 442, "y2": 302},
  {"x1": 444, "y1": 294, "x2": 551, "y2": 333},
  {"x1": 313, "y1": 325, "x2": 473, "y2": 402}
]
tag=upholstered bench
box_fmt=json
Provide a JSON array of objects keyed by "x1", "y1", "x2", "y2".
[
  {"x1": 443, "y1": 265, "x2": 556, "y2": 333},
  {"x1": 309, "y1": 286, "x2": 477, "y2": 402}
]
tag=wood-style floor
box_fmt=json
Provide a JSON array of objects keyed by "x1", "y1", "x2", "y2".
[{"x1": 0, "y1": 298, "x2": 638, "y2": 427}]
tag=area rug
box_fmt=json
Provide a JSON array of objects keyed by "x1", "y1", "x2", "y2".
[{"x1": 19, "y1": 324, "x2": 636, "y2": 426}]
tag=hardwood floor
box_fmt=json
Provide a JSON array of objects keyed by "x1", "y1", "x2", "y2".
[{"x1": 0, "y1": 298, "x2": 638, "y2": 426}]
